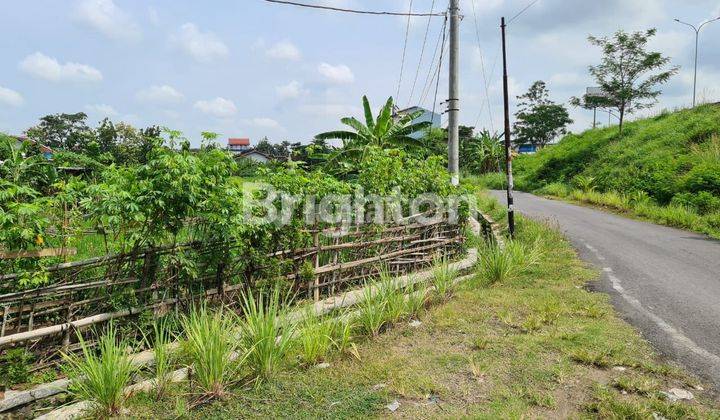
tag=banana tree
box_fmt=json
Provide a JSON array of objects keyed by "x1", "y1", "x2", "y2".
[{"x1": 315, "y1": 96, "x2": 431, "y2": 174}]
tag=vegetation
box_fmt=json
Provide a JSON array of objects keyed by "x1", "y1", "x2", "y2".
[
  {"x1": 238, "y1": 287, "x2": 295, "y2": 383},
  {"x1": 315, "y1": 96, "x2": 431, "y2": 174},
  {"x1": 62, "y1": 324, "x2": 138, "y2": 417},
  {"x1": 181, "y1": 305, "x2": 241, "y2": 400},
  {"x1": 487, "y1": 104, "x2": 720, "y2": 238},
  {"x1": 124, "y1": 194, "x2": 720, "y2": 418},
  {"x1": 513, "y1": 81, "x2": 572, "y2": 148},
  {"x1": 571, "y1": 28, "x2": 678, "y2": 132}
]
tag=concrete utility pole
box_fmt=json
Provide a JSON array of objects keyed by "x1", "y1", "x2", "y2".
[
  {"x1": 447, "y1": 0, "x2": 460, "y2": 185},
  {"x1": 501, "y1": 17, "x2": 515, "y2": 237},
  {"x1": 674, "y1": 17, "x2": 720, "y2": 107}
]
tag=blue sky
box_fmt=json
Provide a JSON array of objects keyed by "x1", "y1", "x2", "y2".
[{"x1": 1, "y1": 0, "x2": 719, "y2": 147}]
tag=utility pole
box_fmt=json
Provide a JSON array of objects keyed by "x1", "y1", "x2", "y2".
[
  {"x1": 674, "y1": 17, "x2": 720, "y2": 107},
  {"x1": 447, "y1": 0, "x2": 460, "y2": 186},
  {"x1": 501, "y1": 17, "x2": 515, "y2": 237}
]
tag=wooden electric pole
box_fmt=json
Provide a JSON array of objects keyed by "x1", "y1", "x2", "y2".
[{"x1": 501, "y1": 17, "x2": 515, "y2": 237}]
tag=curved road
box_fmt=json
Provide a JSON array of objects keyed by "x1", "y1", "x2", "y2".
[{"x1": 490, "y1": 190, "x2": 720, "y2": 388}]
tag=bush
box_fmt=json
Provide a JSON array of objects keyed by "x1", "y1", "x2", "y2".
[
  {"x1": 0, "y1": 349, "x2": 33, "y2": 388},
  {"x1": 671, "y1": 191, "x2": 720, "y2": 215}
]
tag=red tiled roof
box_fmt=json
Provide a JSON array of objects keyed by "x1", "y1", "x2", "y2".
[{"x1": 228, "y1": 138, "x2": 250, "y2": 146}]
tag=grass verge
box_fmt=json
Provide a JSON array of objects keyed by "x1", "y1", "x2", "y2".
[{"x1": 123, "y1": 193, "x2": 720, "y2": 418}]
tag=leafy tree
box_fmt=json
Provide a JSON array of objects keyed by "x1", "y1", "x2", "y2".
[
  {"x1": 96, "y1": 118, "x2": 118, "y2": 156},
  {"x1": 26, "y1": 112, "x2": 95, "y2": 152},
  {"x1": 513, "y1": 81, "x2": 573, "y2": 148},
  {"x1": 112, "y1": 123, "x2": 161, "y2": 165},
  {"x1": 315, "y1": 96, "x2": 431, "y2": 174},
  {"x1": 581, "y1": 28, "x2": 679, "y2": 133}
]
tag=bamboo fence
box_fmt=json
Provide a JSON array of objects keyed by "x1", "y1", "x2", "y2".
[{"x1": 0, "y1": 214, "x2": 464, "y2": 365}]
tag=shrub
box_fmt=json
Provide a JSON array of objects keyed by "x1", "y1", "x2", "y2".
[
  {"x1": 62, "y1": 324, "x2": 137, "y2": 417},
  {"x1": 573, "y1": 175, "x2": 596, "y2": 192},
  {"x1": 238, "y1": 287, "x2": 295, "y2": 383},
  {"x1": 181, "y1": 305, "x2": 240, "y2": 399},
  {"x1": 0, "y1": 348, "x2": 33, "y2": 388},
  {"x1": 671, "y1": 191, "x2": 720, "y2": 215}
]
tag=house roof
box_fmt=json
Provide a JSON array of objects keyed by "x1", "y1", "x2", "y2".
[
  {"x1": 228, "y1": 138, "x2": 250, "y2": 146},
  {"x1": 238, "y1": 149, "x2": 272, "y2": 159},
  {"x1": 13, "y1": 135, "x2": 53, "y2": 154}
]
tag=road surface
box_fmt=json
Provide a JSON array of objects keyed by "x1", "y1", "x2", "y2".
[{"x1": 490, "y1": 190, "x2": 720, "y2": 389}]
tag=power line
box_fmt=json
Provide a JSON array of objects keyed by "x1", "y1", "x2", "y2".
[
  {"x1": 407, "y1": 0, "x2": 436, "y2": 107},
  {"x1": 418, "y1": 15, "x2": 446, "y2": 107},
  {"x1": 470, "y1": 0, "x2": 494, "y2": 132},
  {"x1": 508, "y1": 0, "x2": 540, "y2": 23},
  {"x1": 396, "y1": 0, "x2": 414, "y2": 103},
  {"x1": 263, "y1": 0, "x2": 446, "y2": 17},
  {"x1": 420, "y1": 15, "x2": 448, "y2": 108},
  {"x1": 431, "y1": 14, "x2": 449, "y2": 119}
]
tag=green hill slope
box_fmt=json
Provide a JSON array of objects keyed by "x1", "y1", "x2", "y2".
[{"x1": 506, "y1": 104, "x2": 720, "y2": 237}]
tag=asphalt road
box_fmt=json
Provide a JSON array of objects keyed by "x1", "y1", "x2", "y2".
[{"x1": 489, "y1": 190, "x2": 720, "y2": 389}]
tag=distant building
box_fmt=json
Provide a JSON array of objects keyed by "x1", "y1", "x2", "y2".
[
  {"x1": 238, "y1": 149, "x2": 271, "y2": 164},
  {"x1": 517, "y1": 144, "x2": 538, "y2": 154},
  {"x1": 395, "y1": 106, "x2": 442, "y2": 139},
  {"x1": 227, "y1": 138, "x2": 251, "y2": 154},
  {"x1": 13, "y1": 135, "x2": 53, "y2": 160}
]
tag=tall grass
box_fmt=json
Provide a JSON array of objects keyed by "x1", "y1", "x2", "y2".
[
  {"x1": 181, "y1": 305, "x2": 240, "y2": 399},
  {"x1": 238, "y1": 287, "x2": 295, "y2": 383},
  {"x1": 143, "y1": 319, "x2": 174, "y2": 400},
  {"x1": 62, "y1": 324, "x2": 137, "y2": 417},
  {"x1": 478, "y1": 240, "x2": 542, "y2": 285},
  {"x1": 354, "y1": 280, "x2": 388, "y2": 337},
  {"x1": 297, "y1": 310, "x2": 336, "y2": 366},
  {"x1": 430, "y1": 258, "x2": 457, "y2": 300}
]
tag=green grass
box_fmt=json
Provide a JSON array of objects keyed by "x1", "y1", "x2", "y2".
[
  {"x1": 124, "y1": 191, "x2": 720, "y2": 418},
  {"x1": 475, "y1": 104, "x2": 720, "y2": 238}
]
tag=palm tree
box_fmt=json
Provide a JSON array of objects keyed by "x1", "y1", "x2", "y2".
[{"x1": 315, "y1": 96, "x2": 431, "y2": 173}]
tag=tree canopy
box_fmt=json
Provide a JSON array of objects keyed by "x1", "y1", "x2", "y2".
[{"x1": 513, "y1": 81, "x2": 572, "y2": 148}]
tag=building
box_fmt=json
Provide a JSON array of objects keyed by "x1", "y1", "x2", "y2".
[
  {"x1": 395, "y1": 106, "x2": 442, "y2": 139},
  {"x1": 227, "y1": 138, "x2": 251, "y2": 154},
  {"x1": 13, "y1": 135, "x2": 53, "y2": 160},
  {"x1": 238, "y1": 149, "x2": 272, "y2": 164},
  {"x1": 517, "y1": 144, "x2": 538, "y2": 154}
]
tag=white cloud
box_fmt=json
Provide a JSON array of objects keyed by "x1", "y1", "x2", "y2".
[
  {"x1": 136, "y1": 85, "x2": 184, "y2": 104},
  {"x1": 318, "y1": 63, "x2": 355, "y2": 84},
  {"x1": 244, "y1": 117, "x2": 283, "y2": 129},
  {"x1": 548, "y1": 72, "x2": 586, "y2": 88},
  {"x1": 0, "y1": 86, "x2": 24, "y2": 107},
  {"x1": 147, "y1": 7, "x2": 160, "y2": 25},
  {"x1": 85, "y1": 103, "x2": 119, "y2": 117},
  {"x1": 300, "y1": 103, "x2": 361, "y2": 117},
  {"x1": 19, "y1": 52, "x2": 103, "y2": 82},
  {"x1": 266, "y1": 40, "x2": 301, "y2": 61},
  {"x1": 74, "y1": 0, "x2": 141, "y2": 41},
  {"x1": 173, "y1": 23, "x2": 229, "y2": 63},
  {"x1": 193, "y1": 97, "x2": 237, "y2": 117},
  {"x1": 275, "y1": 80, "x2": 307, "y2": 99}
]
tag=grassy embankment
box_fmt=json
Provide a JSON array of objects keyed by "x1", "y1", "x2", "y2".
[
  {"x1": 121, "y1": 190, "x2": 720, "y2": 419},
  {"x1": 475, "y1": 104, "x2": 720, "y2": 239}
]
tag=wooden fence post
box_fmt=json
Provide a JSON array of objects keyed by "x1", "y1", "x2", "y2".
[{"x1": 312, "y1": 231, "x2": 320, "y2": 301}]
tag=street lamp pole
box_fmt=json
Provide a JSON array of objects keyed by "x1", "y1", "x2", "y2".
[{"x1": 674, "y1": 17, "x2": 720, "y2": 107}]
